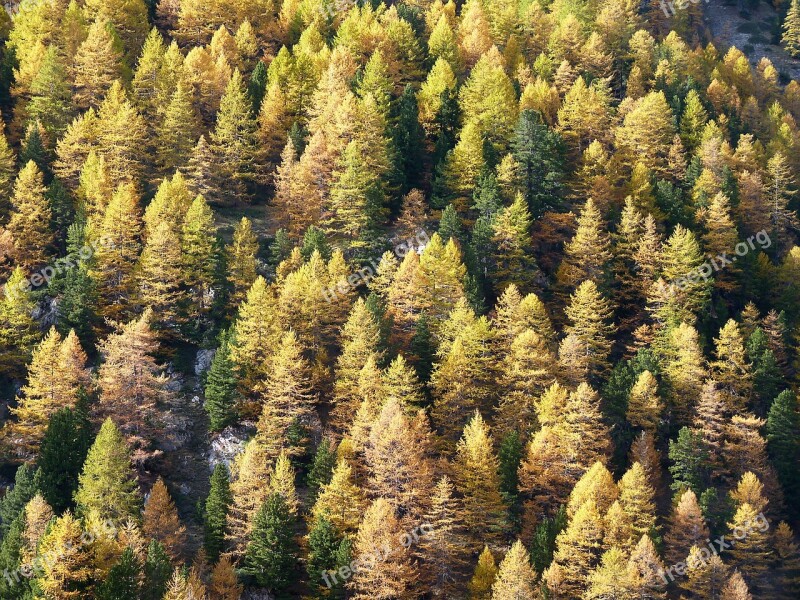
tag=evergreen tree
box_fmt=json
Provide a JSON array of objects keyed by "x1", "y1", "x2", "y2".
[
  {"x1": 239, "y1": 493, "x2": 298, "y2": 593},
  {"x1": 74, "y1": 418, "x2": 141, "y2": 522},
  {"x1": 26, "y1": 45, "x2": 73, "y2": 139},
  {"x1": 783, "y1": 0, "x2": 800, "y2": 58},
  {"x1": 306, "y1": 438, "x2": 336, "y2": 502},
  {"x1": 766, "y1": 390, "x2": 800, "y2": 515},
  {"x1": 306, "y1": 512, "x2": 348, "y2": 598},
  {"x1": 142, "y1": 540, "x2": 172, "y2": 600},
  {"x1": 204, "y1": 463, "x2": 232, "y2": 563},
  {"x1": 0, "y1": 463, "x2": 38, "y2": 539},
  {"x1": 204, "y1": 329, "x2": 238, "y2": 432},
  {"x1": 36, "y1": 402, "x2": 93, "y2": 514},
  {"x1": 96, "y1": 547, "x2": 142, "y2": 600},
  {"x1": 511, "y1": 110, "x2": 565, "y2": 217}
]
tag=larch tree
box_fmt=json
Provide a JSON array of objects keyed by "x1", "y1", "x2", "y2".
[
  {"x1": 469, "y1": 546, "x2": 499, "y2": 600},
  {"x1": 626, "y1": 370, "x2": 663, "y2": 433},
  {"x1": 143, "y1": 477, "x2": 187, "y2": 562},
  {"x1": 225, "y1": 438, "x2": 271, "y2": 559},
  {"x1": 348, "y1": 498, "x2": 417, "y2": 600},
  {"x1": 210, "y1": 69, "x2": 259, "y2": 202},
  {"x1": 90, "y1": 182, "x2": 143, "y2": 323},
  {"x1": 157, "y1": 83, "x2": 201, "y2": 173},
  {"x1": 783, "y1": 0, "x2": 800, "y2": 58},
  {"x1": 6, "y1": 328, "x2": 88, "y2": 457},
  {"x1": 545, "y1": 499, "x2": 604, "y2": 598},
  {"x1": 491, "y1": 193, "x2": 540, "y2": 294},
  {"x1": 665, "y1": 489, "x2": 709, "y2": 565},
  {"x1": 618, "y1": 462, "x2": 658, "y2": 546},
  {"x1": 560, "y1": 280, "x2": 614, "y2": 383},
  {"x1": 311, "y1": 458, "x2": 367, "y2": 538},
  {"x1": 136, "y1": 221, "x2": 185, "y2": 333},
  {"x1": 226, "y1": 217, "x2": 259, "y2": 307},
  {"x1": 255, "y1": 330, "x2": 317, "y2": 459},
  {"x1": 711, "y1": 320, "x2": 752, "y2": 412},
  {"x1": 72, "y1": 19, "x2": 123, "y2": 110},
  {"x1": 209, "y1": 555, "x2": 243, "y2": 600},
  {"x1": 7, "y1": 160, "x2": 53, "y2": 269},
  {"x1": 96, "y1": 309, "x2": 169, "y2": 448},
  {"x1": 35, "y1": 512, "x2": 96, "y2": 600},
  {"x1": 557, "y1": 198, "x2": 612, "y2": 292},
  {"x1": 453, "y1": 411, "x2": 508, "y2": 549},
  {"x1": 181, "y1": 193, "x2": 217, "y2": 331},
  {"x1": 74, "y1": 418, "x2": 141, "y2": 522},
  {"x1": 491, "y1": 540, "x2": 538, "y2": 600},
  {"x1": 331, "y1": 298, "x2": 383, "y2": 430},
  {"x1": 365, "y1": 398, "x2": 434, "y2": 521}
]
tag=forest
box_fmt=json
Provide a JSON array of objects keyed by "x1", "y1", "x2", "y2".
[{"x1": 0, "y1": 0, "x2": 800, "y2": 598}]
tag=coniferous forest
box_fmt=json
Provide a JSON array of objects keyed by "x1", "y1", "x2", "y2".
[{"x1": 1, "y1": 0, "x2": 800, "y2": 598}]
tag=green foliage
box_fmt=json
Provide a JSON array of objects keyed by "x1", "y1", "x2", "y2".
[
  {"x1": 0, "y1": 464, "x2": 38, "y2": 540},
  {"x1": 204, "y1": 463, "x2": 232, "y2": 562},
  {"x1": 767, "y1": 390, "x2": 800, "y2": 515},
  {"x1": 306, "y1": 439, "x2": 336, "y2": 502},
  {"x1": 204, "y1": 330, "x2": 238, "y2": 432},
  {"x1": 96, "y1": 547, "x2": 141, "y2": 600},
  {"x1": 668, "y1": 427, "x2": 710, "y2": 496},
  {"x1": 36, "y1": 398, "x2": 93, "y2": 514},
  {"x1": 529, "y1": 505, "x2": 567, "y2": 575},
  {"x1": 141, "y1": 540, "x2": 172, "y2": 600},
  {"x1": 239, "y1": 493, "x2": 298, "y2": 593}
]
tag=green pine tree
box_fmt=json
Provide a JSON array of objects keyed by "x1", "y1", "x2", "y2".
[
  {"x1": 306, "y1": 439, "x2": 336, "y2": 502},
  {"x1": 204, "y1": 463, "x2": 232, "y2": 562},
  {"x1": 142, "y1": 540, "x2": 172, "y2": 600},
  {"x1": 783, "y1": 0, "x2": 800, "y2": 58},
  {"x1": 96, "y1": 547, "x2": 142, "y2": 600},
  {"x1": 767, "y1": 390, "x2": 800, "y2": 515},
  {"x1": 204, "y1": 329, "x2": 238, "y2": 432},
  {"x1": 36, "y1": 399, "x2": 93, "y2": 514},
  {"x1": 239, "y1": 493, "x2": 298, "y2": 593},
  {"x1": 307, "y1": 512, "x2": 348, "y2": 598},
  {"x1": 0, "y1": 463, "x2": 38, "y2": 539}
]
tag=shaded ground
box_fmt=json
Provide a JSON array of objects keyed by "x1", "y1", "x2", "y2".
[{"x1": 704, "y1": 0, "x2": 800, "y2": 80}]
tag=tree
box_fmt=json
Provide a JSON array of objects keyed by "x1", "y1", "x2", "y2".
[
  {"x1": 348, "y1": 498, "x2": 417, "y2": 600},
  {"x1": 240, "y1": 493, "x2": 297, "y2": 592},
  {"x1": 307, "y1": 512, "x2": 349, "y2": 598},
  {"x1": 614, "y1": 91, "x2": 676, "y2": 175},
  {"x1": 545, "y1": 499, "x2": 604, "y2": 597},
  {"x1": 226, "y1": 439, "x2": 271, "y2": 558},
  {"x1": 255, "y1": 330, "x2": 317, "y2": 459},
  {"x1": 96, "y1": 547, "x2": 142, "y2": 600},
  {"x1": 73, "y1": 19, "x2": 123, "y2": 109},
  {"x1": 143, "y1": 478, "x2": 187, "y2": 561},
  {"x1": 136, "y1": 221, "x2": 185, "y2": 332},
  {"x1": 627, "y1": 370, "x2": 663, "y2": 433},
  {"x1": 331, "y1": 298, "x2": 383, "y2": 430},
  {"x1": 211, "y1": 69, "x2": 259, "y2": 202},
  {"x1": 6, "y1": 328, "x2": 89, "y2": 456},
  {"x1": 226, "y1": 217, "x2": 259, "y2": 306},
  {"x1": 142, "y1": 540, "x2": 172, "y2": 600},
  {"x1": 560, "y1": 280, "x2": 614, "y2": 383},
  {"x1": 96, "y1": 310, "x2": 168, "y2": 447},
  {"x1": 511, "y1": 110, "x2": 564, "y2": 217},
  {"x1": 557, "y1": 198, "x2": 611, "y2": 292},
  {"x1": 453, "y1": 411, "x2": 508, "y2": 548},
  {"x1": 83, "y1": 0, "x2": 149, "y2": 64},
  {"x1": 210, "y1": 555, "x2": 243, "y2": 600},
  {"x1": 7, "y1": 160, "x2": 53, "y2": 268},
  {"x1": 665, "y1": 489, "x2": 709, "y2": 565},
  {"x1": 491, "y1": 193, "x2": 540, "y2": 294},
  {"x1": 90, "y1": 182, "x2": 143, "y2": 322},
  {"x1": 36, "y1": 403, "x2": 93, "y2": 514},
  {"x1": 469, "y1": 546, "x2": 498, "y2": 600},
  {"x1": 95, "y1": 81, "x2": 147, "y2": 185},
  {"x1": 204, "y1": 330, "x2": 238, "y2": 432},
  {"x1": 711, "y1": 320, "x2": 752, "y2": 412},
  {"x1": 35, "y1": 512, "x2": 95, "y2": 599},
  {"x1": 74, "y1": 418, "x2": 141, "y2": 522},
  {"x1": 618, "y1": 462, "x2": 657, "y2": 545},
  {"x1": 311, "y1": 459, "x2": 366, "y2": 538},
  {"x1": 26, "y1": 46, "x2": 73, "y2": 139},
  {"x1": 182, "y1": 194, "x2": 217, "y2": 333},
  {"x1": 767, "y1": 390, "x2": 800, "y2": 513},
  {"x1": 204, "y1": 463, "x2": 232, "y2": 563},
  {"x1": 783, "y1": 0, "x2": 800, "y2": 58},
  {"x1": 157, "y1": 83, "x2": 201, "y2": 173},
  {"x1": 491, "y1": 540, "x2": 538, "y2": 600},
  {"x1": 0, "y1": 463, "x2": 38, "y2": 539}
]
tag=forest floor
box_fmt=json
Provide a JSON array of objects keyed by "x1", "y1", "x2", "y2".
[{"x1": 704, "y1": 0, "x2": 800, "y2": 80}]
